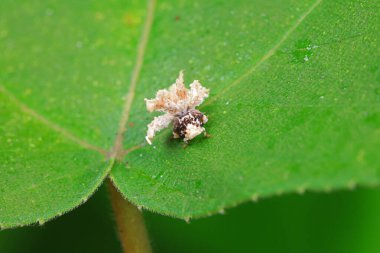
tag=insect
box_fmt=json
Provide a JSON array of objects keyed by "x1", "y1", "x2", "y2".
[{"x1": 145, "y1": 71, "x2": 210, "y2": 145}]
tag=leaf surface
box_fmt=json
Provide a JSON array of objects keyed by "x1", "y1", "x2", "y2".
[
  {"x1": 0, "y1": 0, "x2": 146, "y2": 228},
  {"x1": 110, "y1": 0, "x2": 380, "y2": 218}
]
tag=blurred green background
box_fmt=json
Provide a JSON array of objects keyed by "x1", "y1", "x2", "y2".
[{"x1": 1, "y1": 185, "x2": 380, "y2": 253}]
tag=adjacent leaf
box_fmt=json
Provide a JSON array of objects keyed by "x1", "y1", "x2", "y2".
[
  {"x1": 145, "y1": 188, "x2": 380, "y2": 253},
  {"x1": 0, "y1": 0, "x2": 146, "y2": 228},
  {"x1": 2, "y1": 187, "x2": 380, "y2": 253},
  {"x1": 111, "y1": 0, "x2": 380, "y2": 218},
  {"x1": 0, "y1": 185, "x2": 122, "y2": 253}
]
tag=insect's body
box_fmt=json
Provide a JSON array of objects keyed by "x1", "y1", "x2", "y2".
[
  {"x1": 145, "y1": 71, "x2": 209, "y2": 145},
  {"x1": 173, "y1": 109, "x2": 208, "y2": 141}
]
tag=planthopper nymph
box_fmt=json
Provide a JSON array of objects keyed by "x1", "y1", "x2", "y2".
[{"x1": 144, "y1": 71, "x2": 210, "y2": 145}]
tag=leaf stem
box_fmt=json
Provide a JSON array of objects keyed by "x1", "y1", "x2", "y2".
[{"x1": 107, "y1": 180, "x2": 152, "y2": 253}]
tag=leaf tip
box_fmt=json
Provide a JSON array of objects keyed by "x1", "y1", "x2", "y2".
[
  {"x1": 251, "y1": 193, "x2": 259, "y2": 202},
  {"x1": 184, "y1": 217, "x2": 191, "y2": 224},
  {"x1": 296, "y1": 185, "x2": 307, "y2": 195},
  {"x1": 324, "y1": 185, "x2": 332, "y2": 193},
  {"x1": 81, "y1": 197, "x2": 88, "y2": 204},
  {"x1": 276, "y1": 189, "x2": 284, "y2": 196},
  {"x1": 37, "y1": 219, "x2": 46, "y2": 226},
  {"x1": 347, "y1": 180, "x2": 357, "y2": 190}
]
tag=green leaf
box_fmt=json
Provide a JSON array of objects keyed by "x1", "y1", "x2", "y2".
[
  {"x1": 110, "y1": 0, "x2": 380, "y2": 219},
  {"x1": 1, "y1": 0, "x2": 379, "y2": 228},
  {"x1": 0, "y1": 0, "x2": 146, "y2": 228},
  {"x1": 0, "y1": 86, "x2": 112, "y2": 228}
]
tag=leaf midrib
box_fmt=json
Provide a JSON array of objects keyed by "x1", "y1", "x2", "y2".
[{"x1": 111, "y1": 0, "x2": 156, "y2": 160}]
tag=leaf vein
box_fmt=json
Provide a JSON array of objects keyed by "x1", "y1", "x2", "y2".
[
  {"x1": 0, "y1": 85, "x2": 107, "y2": 156},
  {"x1": 203, "y1": 0, "x2": 323, "y2": 106},
  {"x1": 111, "y1": 0, "x2": 156, "y2": 160}
]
